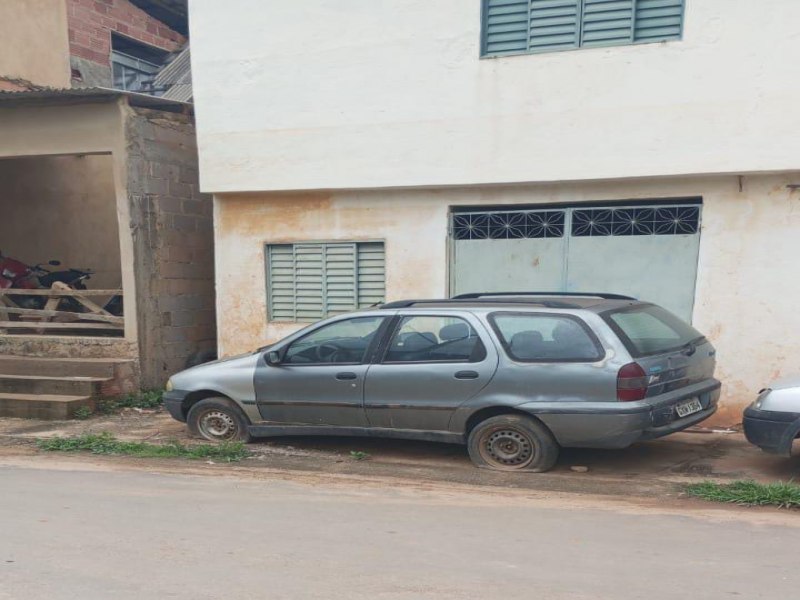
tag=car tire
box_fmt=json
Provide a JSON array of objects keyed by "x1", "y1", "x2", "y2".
[
  {"x1": 187, "y1": 397, "x2": 252, "y2": 444},
  {"x1": 467, "y1": 414, "x2": 559, "y2": 472}
]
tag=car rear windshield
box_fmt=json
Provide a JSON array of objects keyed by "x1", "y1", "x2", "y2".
[{"x1": 604, "y1": 305, "x2": 705, "y2": 357}]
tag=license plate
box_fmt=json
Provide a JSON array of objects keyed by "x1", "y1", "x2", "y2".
[{"x1": 675, "y1": 398, "x2": 703, "y2": 418}]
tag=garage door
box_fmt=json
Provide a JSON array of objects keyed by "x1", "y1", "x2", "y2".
[{"x1": 450, "y1": 202, "x2": 702, "y2": 321}]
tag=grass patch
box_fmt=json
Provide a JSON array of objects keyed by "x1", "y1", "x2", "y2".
[
  {"x1": 349, "y1": 450, "x2": 370, "y2": 461},
  {"x1": 37, "y1": 432, "x2": 249, "y2": 462},
  {"x1": 686, "y1": 480, "x2": 800, "y2": 509},
  {"x1": 98, "y1": 390, "x2": 164, "y2": 414},
  {"x1": 73, "y1": 406, "x2": 93, "y2": 420}
]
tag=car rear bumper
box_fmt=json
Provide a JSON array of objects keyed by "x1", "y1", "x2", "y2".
[
  {"x1": 743, "y1": 406, "x2": 800, "y2": 456},
  {"x1": 528, "y1": 380, "x2": 721, "y2": 449},
  {"x1": 163, "y1": 390, "x2": 189, "y2": 422}
]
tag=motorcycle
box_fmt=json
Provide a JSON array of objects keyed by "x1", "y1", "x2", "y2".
[
  {"x1": 0, "y1": 251, "x2": 122, "y2": 316},
  {"x1": 34, "y1": 263, "x2": 123, "y2": 316},
  {"x1": 0, "y1": 251, "x2": 57, "y2": 309}
]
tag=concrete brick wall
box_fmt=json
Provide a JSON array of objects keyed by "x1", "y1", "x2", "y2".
[
  {"x1": 67, "y1": 0, "x2": 185, "y2": 86},
  {"x1": 126, "y1": 106, "x2": 215, "y2": 388}
]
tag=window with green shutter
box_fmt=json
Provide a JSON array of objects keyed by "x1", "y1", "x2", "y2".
[
  {"x1": 481, "y1": 0, "x2": 684, "y2": 57},
  {"x1": 266, "y1": 242, "x2": 386, "y2": 323}
]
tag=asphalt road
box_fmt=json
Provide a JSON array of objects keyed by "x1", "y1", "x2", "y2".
[{"x1": 1, "y1": 463, "x2": 797, "y2": 600}]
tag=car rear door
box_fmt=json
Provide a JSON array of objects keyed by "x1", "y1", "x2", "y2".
[{"x1": 363, "y1": 313, "x2": 498, "y2": 431}]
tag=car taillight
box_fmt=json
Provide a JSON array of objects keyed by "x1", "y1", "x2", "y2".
[{"x1": 617, "y1": 362, "x2": 648, "y2": 401}]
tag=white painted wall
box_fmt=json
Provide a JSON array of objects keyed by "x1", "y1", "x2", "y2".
[
  {"x1": 214, "y1": 172, "x2": 800, "y2": 426},
  {"x1": 190, "y1": 0, "x2": 800, "y2": 193}
]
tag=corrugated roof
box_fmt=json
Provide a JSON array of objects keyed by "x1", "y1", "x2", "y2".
[
  {"x1": 154, "y1": 45, "x2": 192, "y2": 103},
  {"x1": 0, "y1": 86, "x2": 192, "y2": 113}
]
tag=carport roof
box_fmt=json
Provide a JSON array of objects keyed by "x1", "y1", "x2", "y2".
[{"x1": 0, "y1": 87, "x2": 192, "y2": 114}]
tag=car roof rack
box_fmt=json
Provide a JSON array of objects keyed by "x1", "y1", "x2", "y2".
[
  {"x1": 379, "y1": 292, "x2": 636, "y2": 310},
  {"x1": 452, "y1": 292, "x2": 637, "y2": 301}
]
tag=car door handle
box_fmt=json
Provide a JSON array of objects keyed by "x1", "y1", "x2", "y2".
[
  {"x1": 335, "y1": 372, "x2": 358, "y2": 381},
  {"x1": 454, "y1": 370, "x2": 479, "y2": 380}
]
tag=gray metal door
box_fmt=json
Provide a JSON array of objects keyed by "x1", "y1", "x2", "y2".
[{"x1": 451, "y1": 204, "x2": 701, "y2": 321}]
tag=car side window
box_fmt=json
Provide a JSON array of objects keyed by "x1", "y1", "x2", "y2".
[
  {"x1": 383, "y1": 316, "x2": 486, "y2": 363},
  {"x1": 282, "y1": 316, "x2": 386, "y2": 365},
  {"x1": 491, "y1": 313, "x2": 603, "y2": 362}
]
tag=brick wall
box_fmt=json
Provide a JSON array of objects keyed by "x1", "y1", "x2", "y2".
[
  {"x1": 67, "y1": 0, "x2": 185, "y2": 86},
  {"x1": 126, "y1": 106, "x2": 216, "y2": 388}
]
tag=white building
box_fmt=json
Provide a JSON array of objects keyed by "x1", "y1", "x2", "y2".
[{"x1": 189, "y1": 0, "x2": 800, "y2": 426}]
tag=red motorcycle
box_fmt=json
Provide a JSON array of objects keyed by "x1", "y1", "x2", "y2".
[
  {"x1": 0, "y1": 251, "x2": 122, "y2": 315},
  {"x1": 0, "y1": 251, "x2": 64, "y2": 309},
  {"x1": 0, "y1": 251, "x2": 42, "y2": 306}
]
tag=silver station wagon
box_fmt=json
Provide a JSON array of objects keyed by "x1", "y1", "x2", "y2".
[{"x1": 164, "y1": 293, "x2": 720, "y2": 472}]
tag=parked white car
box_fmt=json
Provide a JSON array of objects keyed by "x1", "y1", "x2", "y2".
[{"x1": 743, "y1": 377, "x2": 800, "y2": 456}]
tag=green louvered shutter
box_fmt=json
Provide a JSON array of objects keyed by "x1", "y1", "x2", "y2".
[
  {"x1": 324, "y1": 243, "x2": 358, "y2": 316},
  {"x1": 484, "y1": 0, "x2": 530, "y2": 55},
  {"x1": 581, "y1": 0, "x2": 634, "y2": 46},
  {"x1": 482, "y1": 0, "x2": 683, "y2": 56},
  {"x1": 356, "y1": 242, "x2": 386, "y2": 308},
  {"x1": 529, "y1": 0, "x2": 581, "y2": 52},
  {"x1": 266, "y1": 245, "x2": 297, "y2": 321},
  {"x1": 633, "y1": 0, "x2": 684, "y2": 42},
  {"x1": 267, "y1": 242, "x2": 385, "y2": 322},
  {"x1": 293, "y1": 243, "x2": 326, "y2": 321}
]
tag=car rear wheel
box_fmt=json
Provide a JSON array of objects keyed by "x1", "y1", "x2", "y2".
[
  {"x1": 187, "y1": 397, "x2": 252, "y2": 443},
  {"x1": 467, "y1": 415, "x2": 559, "y2": 472}
]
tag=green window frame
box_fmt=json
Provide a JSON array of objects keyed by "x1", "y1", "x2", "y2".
[
  {"x1": 266, "y1": 241, "x2": 386, "y2": 323},
  {"x1": 481, "y1": 0, "x2": 685, "y2": 58}
]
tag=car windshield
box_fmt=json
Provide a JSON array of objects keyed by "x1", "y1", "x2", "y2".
[{"x1": 604, "y1": 304, "x2": 705, "y2": 357}]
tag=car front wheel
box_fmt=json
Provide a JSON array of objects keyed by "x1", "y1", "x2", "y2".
[
  {"x1": 187, "y1": 397, "x2": 252, "y2": 443},
  {"x1": 467, "y1": 414, "x2": 559, "y2": 472}
]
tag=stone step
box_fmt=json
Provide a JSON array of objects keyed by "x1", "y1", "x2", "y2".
[
  {"x1": 0, "y1": 374, "x2": 108, "y2": 397},
  {"x1": 0, "y1": 356, "x2": 131, "y2": 378},
  {"x1": 0, "y1": 392, "x2": 94, "y2": 420}
]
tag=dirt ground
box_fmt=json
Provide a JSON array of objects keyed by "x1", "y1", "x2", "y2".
[{"x1": 0, "y1": 408, "x2": 798, "y2": 505}]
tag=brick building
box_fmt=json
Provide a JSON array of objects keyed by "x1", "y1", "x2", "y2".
[
  {"x1": 67, "y1": 0, "x2": 186, "y2": 91},
  {"x1": 0, "y1": 0, "x2": 188, "y2": 95},
  {"x1": 0, "y1": 1, "x2": 212, "y2": 419}
]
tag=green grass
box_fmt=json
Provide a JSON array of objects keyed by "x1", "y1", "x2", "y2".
[
  {"x1": 98, "y1": 390, "x2": 164, "y2": 414},
  {"x1": 73, "y1": 406, "x2": 93, "y2": 420},
  {"x1": 349, "y1": 450, "x2": 370, "y2": 461},
  {"x1": 686, "y1": 480, "x2": 800, "y2": 509},
  {"x1": 37, "y1": 432, "x2": 249, "y2": 462}
]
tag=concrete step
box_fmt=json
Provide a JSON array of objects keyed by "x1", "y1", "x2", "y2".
[
  {"x1": 0, "y1": 393, "x2": 94, "y2": 420},
  {"x1": 0, "y1": 356, "x2": 131, "y2": 378},
  {"x1": 0, "y1": 374, "x2": 109, "y2": 397}
]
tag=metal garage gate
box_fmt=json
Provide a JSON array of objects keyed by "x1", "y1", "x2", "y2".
[{"x1": 450, "y1": 201, "x2": 702, "y2": 321}]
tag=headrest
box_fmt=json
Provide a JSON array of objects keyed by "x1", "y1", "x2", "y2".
[{"x1": 439, "y1": 322, "x2": 470, "y2": 341}]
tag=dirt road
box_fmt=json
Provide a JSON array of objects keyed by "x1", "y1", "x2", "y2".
[
  {"x1": 1, "y1": 453, "x2": 798, "y2": 600},
  {"x1": 1, "y1": 411, "x2": 798, "y2": 502}
]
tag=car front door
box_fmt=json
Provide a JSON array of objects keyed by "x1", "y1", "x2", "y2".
[
  {"x1": 254, "y1": 315, "x2": 389, "y2": 427},
  {"x1": 364, "y1": 313, "x2": 498, "y2": 431}
]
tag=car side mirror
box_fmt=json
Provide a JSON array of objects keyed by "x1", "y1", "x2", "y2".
[
  {"x1": 49, "y1": 260, "x2": 61, "y2": 266},
  {"x1": 266, "y1": 350, "x2": 282, "y2": 366}
]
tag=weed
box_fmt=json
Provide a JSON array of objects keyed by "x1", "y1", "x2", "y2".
[
  {"x1": 117, "y1": 390, "x2": 164, "y2": 409},
  {"x1": 72, "y1": 406, "x2": 93, "y2": 420},
  {"x1": 37, "y1": 432, "x2": 249, "y2": 462},
  {"x1": 98, "y1": 390, "x2": 164, "y2": 414},
  {"x1": 686, "y1": 480, "x2": 800, "y2": 509},
  {"x1": 350, "y1": 450, "x2": 370, "y2": 461}
]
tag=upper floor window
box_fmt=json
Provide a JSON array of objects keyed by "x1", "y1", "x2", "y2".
[
  {"x1": 266, "y1": 241, "x2": 386, "y2": 323},
  {"x1": 111, "y1": 34, "x2": 168, "y2": 93},
  {"x1": 481, "y1": 0, "x2": 685, "y2": 57}
]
